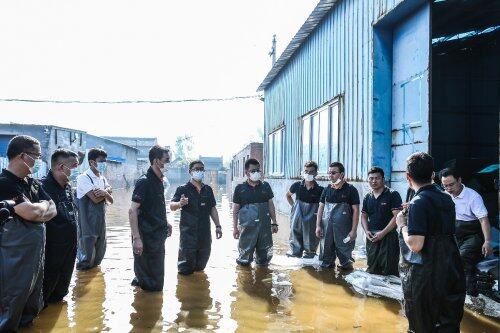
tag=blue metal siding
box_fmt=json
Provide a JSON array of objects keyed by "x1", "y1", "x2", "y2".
[
  {"x1": 263, "y1": 0, "x2": 427, "y2": 180},
  {"x1": 0, "y1": 135, "x2": 14, "y2": 157}
]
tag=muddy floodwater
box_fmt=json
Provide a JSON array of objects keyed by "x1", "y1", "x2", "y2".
[{"x1": 23, "y1": 187, "x2": 499, "y2": 332}]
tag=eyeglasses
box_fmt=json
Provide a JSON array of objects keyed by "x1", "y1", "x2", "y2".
[
  {"x1": 24, "y1": 151, "x2": 42, "y2": 159},
  {"x1": 328, "y1": 171, "x2": 340, "y2": 175}
]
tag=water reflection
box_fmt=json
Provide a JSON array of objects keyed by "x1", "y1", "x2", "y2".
[
  {"x1": 174, "y1": 272, "x2": 214, "y2": 329},
  {"x1": 130, "y1": 290, "x2": 163, "y2": 332},
  {"x1": 71, "y1": 268, "x2": 106, "y2": 332}
]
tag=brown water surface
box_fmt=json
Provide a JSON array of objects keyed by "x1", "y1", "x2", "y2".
[{"x1": 23, "y1": 187, "x2": 499, "y2": 332}]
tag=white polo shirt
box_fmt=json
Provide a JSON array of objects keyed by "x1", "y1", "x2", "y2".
[
  {"x1": 76, "y1": 169, "x2": 110, "y2": 199},
  {"x1": 448, "y1": 185, "x2": 488, "y2": 222}
]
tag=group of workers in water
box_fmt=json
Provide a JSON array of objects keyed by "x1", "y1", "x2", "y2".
[{"x1": 0, "y1": 135, "x2": 493, "y2": 332}]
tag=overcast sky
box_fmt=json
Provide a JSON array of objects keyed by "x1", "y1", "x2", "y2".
[{"x1": 0, "y1": 0, "x2": 318, "y2": 162}]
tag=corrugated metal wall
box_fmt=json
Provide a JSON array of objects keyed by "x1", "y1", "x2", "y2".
[{"x1": 264, "y1": 0, "x2": 407, "y2": 180}]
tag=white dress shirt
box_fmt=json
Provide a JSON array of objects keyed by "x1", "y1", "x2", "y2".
[
  {"x1": 449, "y1": 185, "x2": 488, "y2": 221},
  {"x1": 76, "y1": 169, "x2": 110, "y2": 199}
]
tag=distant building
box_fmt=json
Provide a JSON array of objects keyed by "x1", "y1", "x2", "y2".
[
  {"x1": 0, "y1": 123, "x2": 140, "y2": 188},
  {"x1": 0, "y1": 123, "x2": 86, "y2": 179},
  {"x1": 227, "y1": 142, "x2": 263, "y2": 197},
  {"x1": 199, "y1": 156, "x2": 225, "y2": 189},
  {"x1": 103, "y1": 136, "x2": 159, "y2": 175}
]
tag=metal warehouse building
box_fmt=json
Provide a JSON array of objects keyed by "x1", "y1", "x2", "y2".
[{"x1": 258, "y1": 0, "x2": 499, "y2": 213}]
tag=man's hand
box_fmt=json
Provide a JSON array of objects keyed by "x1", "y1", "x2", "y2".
[
  {"x1": 133, "y1": 237, "x2": 143, "y2": 256},
  {"x1": 215, "y1": 226, "x2": 223, "y2": 239},
  {"x1": 371, "y1": 231, "x2": 385, "y2": 242},
  {"x1": 315, "y1": 226, "x2": 323, "y2": 238},
  {"x1": 93, "y1": 189, "x2": 106, "y2": 198},
  {"x1": 348, "y1": 230, "x2": 357, "y2": 242},
  {"x1": 180, "y1": 194, "x2": 189, "y2": 207},
  {"x1": 271, "y1": 224, "x2": 278, "y2": 234},
  {"x1": 365, "y1": 230, "x2": 375, "y2": 241},
  {"x1": 166, "y1": 223, "x2": 172, "y2": 237},
  {"x1": 396, "y1": 211, "x2": 407, "y2": 227},
  {"x1": 233, "y1": 227, "x2": 240, "y2": 239},
  {"x1": 482, "y1": 241, "x2": 493, "y2": 257}
]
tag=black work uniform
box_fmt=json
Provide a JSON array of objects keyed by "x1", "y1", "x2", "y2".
[
  {"x1": 41, "y1": 171, "x2": 78, "y2": 304},
  {"x1": 131, "y1": 167, "x2": 169, "y2": 291},
  {"x1": 400, "y1": 185, "x2": 465, "y2": 333},
  {"x1": 319, "y1": 183, "x2": 360, "y2": 268},
  {"x1": 288, "y1": 181, "x2": 323, "y2": 257},
  {"x1": 172, "y1": 182, "x2": 216, "y2": 275},
  {"x1": 233, "y1": 181, "x2": 274, "y2": 266},
  {"x1": 0, "y1": 169, "x2": 50, "y2": 331},
  {"x1": 362, "y1": 187, "x2": 402, "y2": 276}
]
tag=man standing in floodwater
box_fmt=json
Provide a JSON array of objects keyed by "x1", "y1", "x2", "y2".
[
  {"x1": 42, "y1": 149, "x2": 80, "y2": 305},
  {"x1": 170, "y1": 160, "x2": 222, "y2": 275},
  {"x1": 361, "y1": 166, "x2": 401, "y2": 276},
  {"x1": 76, "y1": 148, "x2": 113, "y2": 270},
  {"x1": 232, "y1": 158, "x2": 278, "y2": 267},
  {"x1": 440, "y1": 167, "x2": 493, "y2": 296},
  {"x1": 396, "y1": 152, "x2": 465, "y2": 332},
  {"x1": 286, "y1": 160, "x2": 323, "y2": 258},
  {"x1": 0, "y1": 135, "x2": 57, "y2": 331},
  {"x1": 129, "y1": 145, "x2": 172, "y2": 291},
  {"x1": 315, "y1": 162, "x2": 360, "y2": 270}
]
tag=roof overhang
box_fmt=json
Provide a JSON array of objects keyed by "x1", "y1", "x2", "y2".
[{"x1": 257, "y1": 0, "x2": 338, "y2": 92}]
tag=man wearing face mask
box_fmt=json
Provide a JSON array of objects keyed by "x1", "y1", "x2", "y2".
[
  {"x1": 315, "y1": 162, "x2": 360, "y2": 270},
  {"x1": 0, "y1": 135, "x2": 57, "y2": 331},
  {"x1": 76, "y1": 148, "x2": 113, "y2": 270},
  {"x1": 129, "y1": 145, "x2": 173, "y2": 291},
  {"x1": 170, "y1": 160, "x2": 222, "y2": 275},
  {"x1": 232, "y1": 158, "x2": 278, "y2": 267},
  {"x1": 285, "y1": 161, "x2": 323, "y2": 258},
  {"x1": 41, "y1": 149, "x2": 80, "y2": 305}
]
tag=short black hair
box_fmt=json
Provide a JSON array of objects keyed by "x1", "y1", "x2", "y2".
[
  {"x1": 406, "y1": 152, "x2": 434, "y2": 184},
  {"x1": 7, "y1": 135, "x2": 40, "y2": 160},
  {"x1": 88, "y1": 148, "x2": 107, "y2": 162},
  {"x1": 368, "y1": 166, "x2": 384, "y2": 178},
  {"x1": 189, "y1": 160, "x2": 204, "y2": 171},
  {"x1": 329, "y1": 162, "x2": 345, "y2": 173},
  {"x1": 439, "y1": 167, "x2": 460, "y2": 180},
  {"x1": 304, "y1": 161, "x2": 318, "y2": 171},
  {"x1": 148, "y1": 145, "x2": 170, "y2": 164},
  {"x1": 245, "y1": 158, "x2": 260, "y2": 170},
  {"x1": 51, "y1": 149, "x2": 78, "y2": 167}
]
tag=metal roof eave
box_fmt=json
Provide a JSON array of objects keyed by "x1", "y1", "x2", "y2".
[{"x1": 256, "y1": 0, "x2": 338, "y2": 92}]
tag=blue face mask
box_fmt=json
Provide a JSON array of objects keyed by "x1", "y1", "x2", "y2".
[
  {"x1": 63, "y1": 165, "x2": 79, "y2": 182},
  {"x1": 24, "y1": 153, "x2": 42, "y2": 175},
  {"x1": 96, "y1": 162, "x2": 107, "y2": 174}
]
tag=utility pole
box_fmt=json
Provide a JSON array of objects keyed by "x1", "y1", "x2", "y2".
[{"x1": 268, "y1": 34, "x2": 277, "y2": 66}]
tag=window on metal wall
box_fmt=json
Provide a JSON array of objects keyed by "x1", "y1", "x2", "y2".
[
  {"x1": 268, "y1": 127, "x2": 284, "y2": 176},
  {"x1": 302, "y1": 99, "x2": 341, "y2": 175}
]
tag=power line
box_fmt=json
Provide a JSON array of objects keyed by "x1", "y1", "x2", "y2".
[{"x1": 0, "y1": 94, "x2": 262, "y2": 104}]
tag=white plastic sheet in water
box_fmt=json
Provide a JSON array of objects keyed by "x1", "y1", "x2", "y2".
[{"x1": 345, "y1": 270, "x2": 403, "y2": 301}]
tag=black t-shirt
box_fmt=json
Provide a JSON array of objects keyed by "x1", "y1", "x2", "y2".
[
  {"x1": 233, "y1": 181, "x2": 274, "y2": 206},
  {"x1": 362, "y1": 187, "x2": 402, "y2": 231},
  {"x1": 320, "y1": 182, "x2": 360, "y2": 205},
  {"x1": 407, "y1": 185, "x2": 455, "y2": 236},
  {"x1": 171, "y1": 181, "x2": 216, "y2": 217},
  {"x1": 289, "y1": 181, "x2": 324, "y2": 204},
  {"x1": 42, "y1": 171, "x2": 78, "y2": 242},
  {"x1": 132, "y1": 167, "x2": 168, "y2": 235},
  {"x1": 0, "y1": 169, "x2": 51, "y2": 213}
]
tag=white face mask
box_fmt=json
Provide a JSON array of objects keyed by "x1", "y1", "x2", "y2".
[
  {"x1": 191, "y1": 171, "x2": 205, "y2": 182},
  {"x1": 23, "y1": 154, "x2": 42, "y2": 174},
  {"x1": 333, "y1": 178, "x2": 342, "y2": 185},
  {"x1": 303, "y1": 172, "x2": 315, "y2": 182},
  {"x1": 249, "y1": 171, "x2": 261, "y2": 182}
]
